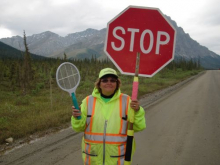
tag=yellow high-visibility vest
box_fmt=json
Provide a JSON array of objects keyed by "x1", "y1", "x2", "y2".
[{"x1": 82, "y1": 93, "x2": 130, "y2": 165}]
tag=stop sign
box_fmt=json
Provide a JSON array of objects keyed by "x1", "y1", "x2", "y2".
[{"x1": 104, "y1": 6, "x2": 176, "y2": 77}]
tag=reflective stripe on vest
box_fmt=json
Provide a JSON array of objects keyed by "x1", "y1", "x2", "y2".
[
  {"x1": 85, "y1": 94, "x2": 129, "y2": 144},
  {"x1": 83, "y1": 143, "x2": 98, "y2": 165},
  {"x1": 117, "y1": 144, "x2": 126, "y2": 165},
  {"x1": 119, "y1": 94, "x2": 129, "y2": 134},
  {"x1": 84, "y1": 132, "x2": 127, "y2": 144},
  {"x1": 84, "y1": 143, "x2": 91, "y2": 165},
  {"x1": 110, "y1": 144, "x2": 126, "y2": 165},
  {"x1": 86, "y1": 96, "x2": 96, "y2": 133}
]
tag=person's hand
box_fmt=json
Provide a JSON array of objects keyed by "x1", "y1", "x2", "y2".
[
  {"x1": 130, "y1": 100, "x2": 140, "y2": 112},
  {"x1": 72, "y1": 106, "x2": 81, "y2": 118}
]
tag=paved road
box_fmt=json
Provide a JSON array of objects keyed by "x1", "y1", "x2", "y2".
[
  {"x1": 1, "y1": 70, "x2": 220, "y2": 165},
  {"x1": 133, "y1": 70, "x2": 220, "y2": 165}
]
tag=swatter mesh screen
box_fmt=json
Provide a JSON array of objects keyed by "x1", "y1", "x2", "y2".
[{"x1": 57, "y1": 64, "x2": 79, "y2": 90}]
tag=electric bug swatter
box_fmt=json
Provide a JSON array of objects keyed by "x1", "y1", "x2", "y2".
[{"x1": 56, "y1": 62, "x2": 81, "y2": 120}]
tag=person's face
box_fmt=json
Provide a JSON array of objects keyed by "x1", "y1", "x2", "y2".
[{"x1": 100, "y1": 76, "x2": 117, "y2": 96}]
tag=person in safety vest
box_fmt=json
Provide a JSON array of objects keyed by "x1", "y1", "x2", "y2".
[{"x1": 71, "y1": 68, "x2": 146, "y2": 165}]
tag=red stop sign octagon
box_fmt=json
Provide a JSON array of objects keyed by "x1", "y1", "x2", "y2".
[{"x1": 104, "y1": 6, "x2": 176, "y2": 77}]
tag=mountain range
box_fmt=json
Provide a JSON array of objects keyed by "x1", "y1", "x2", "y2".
[
  {"x1": 0, "y1": 41, "x2": 46, "y2": 60},
  {"x1": 1, "y1": 16, "x2": 220, "y2": 69}
]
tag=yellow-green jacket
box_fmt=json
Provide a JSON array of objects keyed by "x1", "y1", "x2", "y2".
[{"x1": 71, "y1": 88, "x2": 146, "y2": 165}]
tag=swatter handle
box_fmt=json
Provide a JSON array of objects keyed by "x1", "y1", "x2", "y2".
[{"x1": 71, "y1": 93, "x2": 81, "y2": 120}]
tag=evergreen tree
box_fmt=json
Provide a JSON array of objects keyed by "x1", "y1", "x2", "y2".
[
  {"x1": 22, "y1": 31, "x2": 33, "y2": 94},
  {"x1": 64, "y1": 52, "x2": 67, "y2": 61}
]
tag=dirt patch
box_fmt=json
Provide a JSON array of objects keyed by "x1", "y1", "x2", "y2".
[{"x1": 0, "y1": 123, "x2": 70, "y2": 155}]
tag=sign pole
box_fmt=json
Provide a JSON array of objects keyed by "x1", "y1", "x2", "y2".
[{"x1": 124, "y1": 52, "x2": 140, "y2": 165}]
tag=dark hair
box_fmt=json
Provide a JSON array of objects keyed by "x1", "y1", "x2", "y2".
[{"x1": 95, "y1": 77, "x2": 121, "y2": 94}]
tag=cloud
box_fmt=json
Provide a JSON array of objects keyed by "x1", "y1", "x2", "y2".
[
  {"x1": 0, "y1": 0, "x2": 117, "y2": 37},
  {"x1": 189, "y1": 0, "x2": 220, "y2": 54},
  {"x1": 0, "y1": 26, "x2": 12, "y2": 38},
  {"x1": 0, "y1": 0, "x2": 219, "y2": 55},
  {"x1": 198, "y1": 0, "x2": 220, "y2": 26}
]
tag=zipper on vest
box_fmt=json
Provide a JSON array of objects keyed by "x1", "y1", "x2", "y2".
[{"x1": 103, "y1": 120, "x2": 108, "y2": 165}]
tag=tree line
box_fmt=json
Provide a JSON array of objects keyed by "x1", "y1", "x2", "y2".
[{"x1": 0, "y1": 32, "x2": 202, "y2": 96}]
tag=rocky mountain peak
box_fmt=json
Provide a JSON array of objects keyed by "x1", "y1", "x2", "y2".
[{"x1": 0, "y1": 19, "x2": 220, "y2": 69}]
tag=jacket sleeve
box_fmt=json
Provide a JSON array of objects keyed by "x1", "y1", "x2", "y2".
[
  {"x1": 133, "y1": 106, "x2": 146, "y2": 132},
  {"x1": 127, "y1": 100, "x2": 146, "y2": 132},
  {"x1": 71, "y1": 98, "x2": 87, "y2": 132}
]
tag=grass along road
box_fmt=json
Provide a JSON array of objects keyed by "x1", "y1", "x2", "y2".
[{"x1": 0, "y1": 69, "x2": 202, "y2": 149}]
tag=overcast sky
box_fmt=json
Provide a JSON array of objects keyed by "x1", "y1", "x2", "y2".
[{"x1": 0, "y1": 0, "x2": 219, "y2": 55}]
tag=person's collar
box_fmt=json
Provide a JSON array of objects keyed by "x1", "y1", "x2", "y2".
[
  {"x1": 101, "y1": 93, "x2": 115, "y2": 98},
  {"x1": 92, "y1": 88, "x2": 121, "y2": 100}
]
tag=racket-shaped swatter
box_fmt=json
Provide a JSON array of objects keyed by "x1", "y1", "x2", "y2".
[{"x1": 56, "y1": 62, "x2": 81, "y2": 120}]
